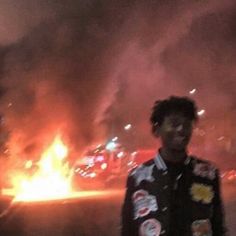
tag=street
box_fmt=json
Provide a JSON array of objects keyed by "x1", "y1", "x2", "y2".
[{"x1": 0, "y1": 184, "x2": 235, "y2": 235}]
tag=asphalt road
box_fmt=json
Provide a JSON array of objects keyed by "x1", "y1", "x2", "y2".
[{"x1": 0, "y1": 184, "x2": 235, "y2": 236}]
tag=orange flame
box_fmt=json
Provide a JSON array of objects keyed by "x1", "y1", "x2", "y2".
[{"x1": 11, "y1": 135, "x2": 73, "y2": 202}]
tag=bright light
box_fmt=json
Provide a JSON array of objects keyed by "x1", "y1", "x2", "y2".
[
  {"x1": 131, "y1": 151, "x2": 138, "y2": 156},
  {"x1": 101, "y1": 163, "x2": 107, "y2": 170},
  {"x1": 217, "y1": 136, "x2": 225, "y2": 141},
  {"x1": 54, "y1": 141, "x2": 68, "y2": 160},
  {"x1": 25, "y1": 160, "x2": 33, "y2": 169},
  {"x1": 127, "y1": 161, "x2": 133, "y2": 166},
  {"x1": 189, "y1": 88, "x2": 197, "y2": 94},
  {"x1": 124, "y1": 124, "x2": 132, "y2": 130},
  {"x1": 117, "y1": 151, "x2": 124, "y2": 158},
  {"x1": 112, "y1": 137, "x2": 118, "y2": 142},
  {"x1": 96, "y1": 155, "x2": 104, "y2": 162},
  {"x1": 197, "y1": 109, "x2": 205, "y2": 116},
  {"x1": 106, "y1": 141, "x2": 116, "y2": 151},
  {"x1": 90, "y1": 172, "x2": 96, "y2": 178}
]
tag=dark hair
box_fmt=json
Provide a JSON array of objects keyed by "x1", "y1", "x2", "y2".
[{"x1": 150, "y1": 96, "x2": 198, "y2": 134}]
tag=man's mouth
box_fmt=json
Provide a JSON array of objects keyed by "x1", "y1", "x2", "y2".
[{"x1": 173, "y1": 136, "x2": 187, "y2": 143}]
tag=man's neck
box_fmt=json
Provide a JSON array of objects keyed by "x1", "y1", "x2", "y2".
[{"x1": 160, "y1": 147, "x2": 187, "y2": 163}]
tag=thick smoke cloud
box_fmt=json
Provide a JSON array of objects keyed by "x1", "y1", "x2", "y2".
[{"x1": 0, "y1": 0, "x2": 235, "y2": 165}]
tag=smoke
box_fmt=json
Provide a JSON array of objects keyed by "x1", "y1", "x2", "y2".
[
  {"x1": 104, "y1": 0, "x2": 236, "y2": 153},
  {"x1": 0, "y1": 0, "x2": 235, "y2": 164}
]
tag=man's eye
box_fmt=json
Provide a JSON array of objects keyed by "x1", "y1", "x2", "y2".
[
  {"x1": 170, "y1": 122, "x2": 191, "y2": 128},
  {"x1": 170, "y1": 122, "x2": 180, "y2": 127}
]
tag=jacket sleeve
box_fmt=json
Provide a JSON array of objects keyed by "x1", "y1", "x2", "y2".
[
  {"x1": 121, "y1": 174, "x2": 135, "y2": 236},
  {"x1": 211, "y1": 169, "x2": 228, "y2": 236}
]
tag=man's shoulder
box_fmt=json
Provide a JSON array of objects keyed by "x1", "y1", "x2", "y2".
[
  {"x1": 128, "y1": 158, "x2": 155, "y2": 180},
  {"x1": 190, "y1": 155, "x2": 217, "y2": 168},
  {"x1": 190, "y1": 155, "x2": 218, "y2": 180},
  {"x1": 126, "y1": 158, "x2": 156, "y2": 187}
]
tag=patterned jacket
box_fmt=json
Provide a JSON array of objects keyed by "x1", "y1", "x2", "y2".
[{"x1": 121, "y1": 154, "x2": 227, "y2": 236}]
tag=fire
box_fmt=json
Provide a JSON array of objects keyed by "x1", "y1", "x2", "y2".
[{"x1": 11, "y1": 135, "x2": 73, "y2": 202}]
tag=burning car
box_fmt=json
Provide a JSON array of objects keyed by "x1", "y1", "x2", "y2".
[{"x1": 1, "y1": 135, "x2": 73, "y2": 202}]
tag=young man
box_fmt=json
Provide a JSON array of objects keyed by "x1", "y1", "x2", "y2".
[{"x1": 121, "y1": 96, "x2": 227, "y2": 236}]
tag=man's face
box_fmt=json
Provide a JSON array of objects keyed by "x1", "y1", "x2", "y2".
[{"x1": 158, "y1": 113, "x2": 194, "y2": 151}]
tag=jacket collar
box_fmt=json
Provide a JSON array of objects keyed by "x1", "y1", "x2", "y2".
[
  {"x1": 154, "y1": 153, "x2": 167, "y2": 170},
  {"x1": 154, "y1": 152, "x2": 191, "y2": 171}
]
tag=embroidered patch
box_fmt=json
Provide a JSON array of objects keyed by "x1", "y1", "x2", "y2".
[
  {"x1": 192, "y1": 219, "x2": 212, "y2": 236},
  {"x1": 132, "y1": 190, "x2": 158, "y2": 219},
  {"x1": 131, "y1": 164, "x2": 155, "y2": 186},
  {"x1": 190, "y1": 183, "x2": 214, "y2": 204},
  {"x1": 193, "y1": 163, "x2": 216, "y2": 180},
  {"x1": 139, "y1": 218, "x2": 161, "y2": 236}
]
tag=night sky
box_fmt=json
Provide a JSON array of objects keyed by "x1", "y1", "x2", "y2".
[{"x1": 0, "y1": 0, "x2": 235, "y2": 164}]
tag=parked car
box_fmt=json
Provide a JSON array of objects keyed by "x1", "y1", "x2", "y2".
[{"x1": 72, "y1": 142, "x2": 129, "y2": 190}]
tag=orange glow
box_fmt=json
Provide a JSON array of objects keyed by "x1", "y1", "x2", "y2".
[{"x1": 11, "y1": 135, "x2": 73, "y2": 202}]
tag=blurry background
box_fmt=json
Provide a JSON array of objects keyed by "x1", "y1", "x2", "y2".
[{"x1": 0, "y1": 0, "x2": 235, "y2": 235}]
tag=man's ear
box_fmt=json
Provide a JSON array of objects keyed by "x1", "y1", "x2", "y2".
[{"x1": 153, "y1": 125, "x2": 160, "y2": 137}]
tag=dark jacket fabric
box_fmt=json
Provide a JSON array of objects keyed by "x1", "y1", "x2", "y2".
[{"x1": 121, "y1": 153, "x2": 227, "y2": 236}]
